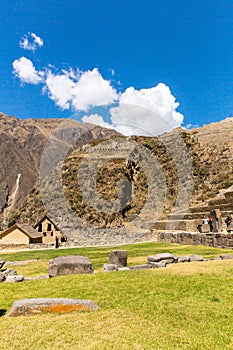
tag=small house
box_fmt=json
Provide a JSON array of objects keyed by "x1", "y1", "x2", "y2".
[
  {"x1": 34, "y1": 215, "x2": 66, "y2": 246},
  {"x1": 0, "y1": 223, "x2": 43, "y2": 244}
]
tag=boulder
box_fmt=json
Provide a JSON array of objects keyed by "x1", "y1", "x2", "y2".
[
  {"x1": 147, "y1": 253, "x2": 177, "y2": 264},
  {"x1": 0, "y1": 271, "x2": 5, "y2": 282},
  {"x1": 48, "y1": 256, "x2": 93, "y2": 277},
  {"x1": 5, "y1": 275, "x2": 24, "y2": 283},
  {"x1": 189, "y1": 254, "x2": 204, "y2": 262},
  {"x1": 220, "y1": 254, "x2": 233, "y2": 260},
  {"x1": 129, "y1": 264, "x2": 152, "y2": 270},
  {"x1": 178, "y1": 256, "x2": 191, "y2": 263},
  {"x1": 0, "y1": 258, "x2": 5, "y2": 269},
  {"x1": 103, "y1": 264, "x2": 118, "y2": 272},
  {"x1": 7, "y1": 298, "x2": 99, "y2": 317},
  {"x1": 108, "y1": 250, "x2": 127, "y2": 267}
]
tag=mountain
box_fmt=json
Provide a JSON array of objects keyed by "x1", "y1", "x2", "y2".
[
  {"x1": 0, "y1": 112, "x2": 119, "y2": 229},
  {"x1": 1, "y1": 112, "x2": 233, "y2": 244}
]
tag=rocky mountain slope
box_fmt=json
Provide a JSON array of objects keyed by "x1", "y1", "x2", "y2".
[
  {"x1": 7, "y1": 116, "x2": 233, "y2": 244},
  {"x1": 0, "y1": 112, "x2": 119, "y2": 229}
]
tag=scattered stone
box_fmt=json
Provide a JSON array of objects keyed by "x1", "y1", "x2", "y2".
[
  {"x1": 5, "y1": 259, "x2": 38, "y2": 266},
  {"x1": 103, "y1": 264, "x2": 118, "y2": 272},
  {"x1": 220, "y1": 254, "x2": 233, "y2": 260},
  {"x1": 178, "y1": 256, "x2": 190, "y2": 263},
  {"x1": 108, "y1": 250, "x2": 128, "y2": 267},
  {"x1": 3, "y1": 268, "x2": 17, "y2": 277},
  {"x1": 212, "y1": 257, "x2": 221, "y2": 261},
  {"x1": 0, "y1": 258, "x2": 5, "y2": 269},
  {"x1": 5, "y1": 275, "x2": 24, "y2": 283},
  {"x1": 189, "y1": 254, "x2": 204, "y2": 262},
  {"x1": 0, "y1": 271, "x2": 5, "y2": 282},
  {"x1": 48, "y1": 256, "x2": 93, "y2": 277},
  {"x1": 118, "y1": 267, "x2": 130, "y2": 271},
  {"x1": 24, "y1": 275, "x2": 49, "y2": 281},
  {"x1": 149, "y1": 261, "x2": 167, "y2": 268},
  {"x1": 147, "y1": 253, "x2": 177, "y2": 264},
  {"x1": 129, "y1": 264, "x2": 152, "y2": 270},
  {"x1": 7, "y1": 298, "x2": 99, "y2": 317}
]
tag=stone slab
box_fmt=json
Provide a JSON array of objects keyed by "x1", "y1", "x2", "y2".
[
  {"x1": 129, "y1": 264, "x2": 152, "y2": 270},
  {"x1": 147, "y1": 253, "x2": 177, "y2": 263},
  {"x1": 5, "y1": 275, "x2": 24, "y2": 283},
  {"x1": 7, "y1": 298, "x2": 99, "y2": 317}
]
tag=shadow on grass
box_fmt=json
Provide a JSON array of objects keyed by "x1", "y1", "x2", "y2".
[{"x1": 0, "y1": 309, "x2": 7, "y2": 316}]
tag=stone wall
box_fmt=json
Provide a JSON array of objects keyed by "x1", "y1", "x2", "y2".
[{"x1": 159, "y1": 231, "x2": 233, "y2": 248}]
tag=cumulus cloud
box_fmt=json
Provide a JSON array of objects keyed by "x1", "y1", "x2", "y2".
[
  {"x1": 81, "y1": 83, "x2": 184, "y2": 136},
  {"x1": 19, "y1": 32, "x2": 44, "y2": 51},
  {"x1": 12, "y1": 57, "x2": 44, "y2": 84},
  {"x1": 71, "y1": 68, "x2": 118, "y2": 111},
  {"x1": 44, "y1": 70, "x2": 77, "y2": 109},
  {"x1": 43, "y1": 67, "x2": 118, "y2": 111},
  {"x1": 12, "y1": 53, "x2": 184, "y2": 136},
  {"x1": 110, "y1": 83, "x2": 184, "y2": 136}
]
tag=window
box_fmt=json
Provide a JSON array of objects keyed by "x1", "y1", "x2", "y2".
[
  {"x1": 43, "y1": 232, "x2": 46, "y2": 237},
  {"x1": 47, "y1": 223, "x2": 52, "y2": 231},
  {"x1": 38, "y1": 223, "x2": 42, "y2": 232},
  {"x1": 51, "y1": 232, "x2": 53, "y2": 236}
]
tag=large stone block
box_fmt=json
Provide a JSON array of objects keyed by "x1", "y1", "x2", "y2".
[
  {"x1": 48, "y1": 256, "x2": 93, "y2": 277},
  {"x1": 5, "y1": 275, "x2": 24, "y2": 283},
  {"x1": 7, "y1": 298, "x2": 99, "y2": 317},
  {"x1": 108, "y1": 250, "x2": 128, "y2": 267},
  {"x1": 189, "y1": 254, "x2": 204, "y2": 262},
  {"x1": 147, "y1": 253, "x2": 177, "y2": 263}
]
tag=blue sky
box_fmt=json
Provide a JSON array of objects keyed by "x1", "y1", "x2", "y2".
[{"x1": 0, "y1": 0, "x2": 233, "y2": 135}]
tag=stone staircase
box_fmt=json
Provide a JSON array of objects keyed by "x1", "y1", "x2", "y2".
[{"x1": 148, "y1": 186, "x2": 233, "y2": 233}]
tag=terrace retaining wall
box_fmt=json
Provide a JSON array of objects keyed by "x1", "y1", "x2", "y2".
[{"x1": 159, "y1": 231, "x2": 233, "y2": 248}]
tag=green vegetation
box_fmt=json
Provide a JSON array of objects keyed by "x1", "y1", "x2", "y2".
[{"x1": 1, "y1": 242, "x2": 233, "y2": 349}]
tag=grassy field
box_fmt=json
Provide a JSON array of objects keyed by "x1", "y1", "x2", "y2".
[{"x1": 0, "y1": 242, "x2": 233, "y2": 349}]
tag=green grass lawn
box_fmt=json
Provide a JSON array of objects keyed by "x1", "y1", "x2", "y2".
[{"x1": 0, "y1": 242, "x2": 233, "y2": 349}]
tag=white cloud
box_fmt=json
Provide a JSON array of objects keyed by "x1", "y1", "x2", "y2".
[
  {"x1": 185, "y1": 123, "x2": 199, "y2": 130},
  {"x1": 19, "y1": 32, "x2": 44, "y2": 51},
  {"x1": 110, "y1": 83, "x2": 184, "y2": 136},
  {"x1": 82, "y1": 114, "x2": 113, "y2": 129},
  {"x1": 71, "y1": 68, "x2": 118, "y2": 111},
  {"x1": 12, "y1": 57, "x2": 44, "y2": 84},
  {"x1": 44, "y1": 70, "x2": 76, "y2": 109},
  {"x1": 12, "y1": 52, "x2": 184, "y2": 136},
  {"x1": 44, "y1": 67, "x2": 118, "y2": 111}
]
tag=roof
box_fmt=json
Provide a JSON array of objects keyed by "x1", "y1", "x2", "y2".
[
  {"x1": 34, "y1": 215, "x2": 60, "y2": 231},
  {"x1": 0, "y1": 223, "x2": 43, "y2": 239}
]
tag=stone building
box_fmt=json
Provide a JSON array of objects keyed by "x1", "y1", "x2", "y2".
[
  {"x1": 0, "y1": 223, "x2": 43, "y2": 244},
  {"x1": 34, "y1": 215, "x2": 65, "y2": 246}
]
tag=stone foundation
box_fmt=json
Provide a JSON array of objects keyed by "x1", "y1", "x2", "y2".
[{"x1": 159, "y1": 231, "x2": 233, "y2": 248}]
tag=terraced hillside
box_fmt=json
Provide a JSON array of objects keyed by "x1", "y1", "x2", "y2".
[{"x1": 8, "y1": 117, "x2": 233, "y2": 244}]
